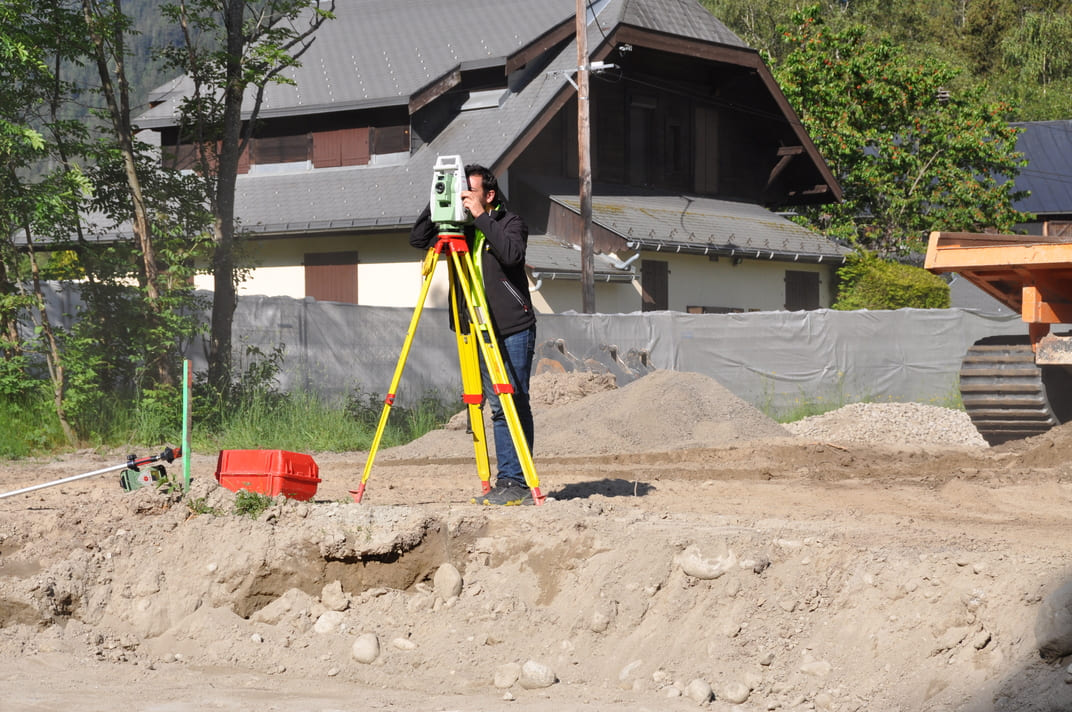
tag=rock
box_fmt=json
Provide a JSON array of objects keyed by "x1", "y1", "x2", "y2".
[
  {"x1": 494, "y1": 662, "x2": 522, "y2": 689},
  {"x1": 351, "y1": 633, "x2": 380, "y2": 664},
  {"x1": 391, "y1": 637, "x2": 417, "y2": 650},
  {"x1": 519, "y1": 660, "x2": 556, "y2": 689},
  {"x1": 800, "y1": 660, "x2": 832, "y2": 677},
  {"x1": 676, "y1": 545, "x2": 737, "y2": 580},
  {"x1": 721, "y1": 681, "x2": 750, "y2": 704},
  {"x1": 251, "y1": 588, "x2": 318, "y2": 625},
  {"x1": 685, "y1": 678, "x2": 713, "y2": 703},
  {"x1": 314, "y1": 610, "x2": 346, "y2": 634},
  {"x1": 618, "y1": 659, "x2": 643, "y2": 682},
  {"x1": 433, "y1": 562, "x2": 464, "y2": 601},
  {"x1": 590, "y1": 600, "x2": 617, "y2": 633},
  {"x1": 321, "y1": 580, "x2": 349, "y2": 612},
  {"x1": 1037, "y1": 580, "x2": 1072, "y2": 658}
]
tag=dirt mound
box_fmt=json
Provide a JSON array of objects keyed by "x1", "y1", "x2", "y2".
[
  {"x1": 992, "y1": 419, "x2": 1072, "y2": 469},
  {"x1": 387, "y1": 369, "x2": 790, "y2": 460},
  {"x1": 533, "y1": 369, "x2": 791, "y2": 456},
  {"x1": 2, "y1": 370, "x2": 1072, "y2": 711}
]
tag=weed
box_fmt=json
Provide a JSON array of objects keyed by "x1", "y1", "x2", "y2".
[
  {"x1": 187, "y1": 496, "x2": 220, "y2": 516},
  {"x1": 233, "y1": 490, "x2": 275, "y2": 519}
]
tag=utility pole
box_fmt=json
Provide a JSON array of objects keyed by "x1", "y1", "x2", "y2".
[{"x1": 577, "y1": 0, "x2": 595, "y2": 313}]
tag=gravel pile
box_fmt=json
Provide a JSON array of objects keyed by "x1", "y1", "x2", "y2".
[{"x1": 783, "y1": 401, "x2": 988, "y2": 447}]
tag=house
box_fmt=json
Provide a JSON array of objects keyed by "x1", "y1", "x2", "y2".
[{"x1": 135, "y1": 0, "x2": 849, "y2": 314}]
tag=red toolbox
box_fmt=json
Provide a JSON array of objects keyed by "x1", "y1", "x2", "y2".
[{"x1": 214, "y1": 450, "x2": 320, "y2": 501}]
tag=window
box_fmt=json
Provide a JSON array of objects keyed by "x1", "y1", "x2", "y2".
[
  {"x1": 305, "y1": 252, "x2": 359, "y2": 304},
  {"x1": 785, "y1": 270, "x2": 820, "y2": 311}
]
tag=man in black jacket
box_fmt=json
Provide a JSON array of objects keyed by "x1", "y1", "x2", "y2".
[{"x1": 410, "y1": 164, "x2": 537, "y2": 505}]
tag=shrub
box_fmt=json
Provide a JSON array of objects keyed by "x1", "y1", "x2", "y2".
[{"x1": 833, "y1": 251, "x2": 950, "y2": 310}]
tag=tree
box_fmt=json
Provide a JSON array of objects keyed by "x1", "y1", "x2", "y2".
[
  {"x1": 0, "y1": 0, "x2": 94, "y2": 443},
  {"x1": 156, "y1": 0, "x2": 334, "y2": 393},
  {"x1": 773, "y1": 5, "x2": 1030, "y2": 255},
  {"x1": 998, "y1": 9, "x2": 1072, "y2": 120},
  {"x1": 82, "y1": 0, "x2": 180, "y2": 387}
]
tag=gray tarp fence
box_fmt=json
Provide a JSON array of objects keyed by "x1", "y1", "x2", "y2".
[
  {"x1": 218, "y1": 296, "x2": 1025, "y2": 416},
  {"x1": 37, "y1": 284, "x2": 1025, "y2": 415}
]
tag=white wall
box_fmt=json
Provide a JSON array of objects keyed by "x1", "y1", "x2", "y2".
[
  {"x1": 196, "y1": 233, "x2": 837, "y2": 313},
  {"x1": 640, "y1": 253, "x2": 835, "y2": 312}
]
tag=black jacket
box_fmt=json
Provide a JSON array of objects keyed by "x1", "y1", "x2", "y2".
[{"x1": 410, "y1": 202, "x2": 536, "y2": 337}]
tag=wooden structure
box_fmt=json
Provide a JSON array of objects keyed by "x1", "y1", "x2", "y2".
[{"x1": 926, "y1": 231, "x2": 1072, "y2": 443}]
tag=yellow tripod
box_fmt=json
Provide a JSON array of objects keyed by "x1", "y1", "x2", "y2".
[{"x1": 350, "y1": 227, "x2": 544, "y2": 505}]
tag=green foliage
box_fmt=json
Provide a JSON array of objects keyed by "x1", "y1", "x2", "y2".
[
  {"x1": 833, "y1": 251, "x2": 950, "y2": 311},
  {"x1": 233, "y1": 490, "x2": 274, "y2": 518},
  {"x1": 773, "y1": 6, "x2": 1032, "y2": 256},
  {"x1": 186, "y1": 496, "x2": 220, "y2": 516},
  {"x1": 345, "y1": 386, "x2": 455, "y2": 446},
  {"x1": 0, "y1": 383, "x2": 66, "y2": 457},
  {"x1": 705, "y1": 0, "x2": 1072, "y2": 120}
]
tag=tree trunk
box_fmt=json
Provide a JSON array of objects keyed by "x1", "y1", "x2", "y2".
[
  {"x1": 21, "y1": 224, "x2": 77, "y2": 446},
  {"x1": 83, "y1": 0, "x2": 174, "y2": 388},
  {"x1": 206, "y1": 0, "x2": 248, "y2": 393}
]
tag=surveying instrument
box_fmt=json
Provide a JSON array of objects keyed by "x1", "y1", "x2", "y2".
[{"x1": 350, "y1": 155, "x2": 544, "y2": 505}]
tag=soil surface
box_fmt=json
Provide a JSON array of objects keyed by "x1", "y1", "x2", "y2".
[{"x1": 3, "y1": 369, "x2": 1072, "y2": 712}]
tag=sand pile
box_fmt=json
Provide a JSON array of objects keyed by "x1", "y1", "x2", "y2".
[{"x1": 384, "y1": 369, "x2": 790, "y2": 460}]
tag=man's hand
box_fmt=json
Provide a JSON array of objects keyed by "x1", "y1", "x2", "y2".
[{"x1": 461, "y1": 190, "x2": 486, "y2": 219}]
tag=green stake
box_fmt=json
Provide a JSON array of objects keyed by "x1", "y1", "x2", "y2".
[{"x1": 182, "y1": 359, "x2": 192, "y2": 491}]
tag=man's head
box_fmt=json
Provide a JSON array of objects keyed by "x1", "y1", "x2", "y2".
[{"x1": 465, "y1": 164, "x2": 498, "y2": 210}]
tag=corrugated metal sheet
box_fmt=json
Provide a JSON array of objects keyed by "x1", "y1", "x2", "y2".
[{"x1": 1011, "y1": 121, "x2": 1072, "y2": 217}]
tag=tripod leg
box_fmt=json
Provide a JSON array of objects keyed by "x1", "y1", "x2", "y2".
[
  {"x1": 350, "y1": 247, "x2": 439, "y2": 503},
  {"x1": 448, "y1": 248, "x2": 544, "y2": 505},
  {"x1": 450, "y1": 264, "x2": 492, "y2": 494}
]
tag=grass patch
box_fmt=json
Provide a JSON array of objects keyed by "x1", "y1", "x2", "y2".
[
  {"x1": 194, "y1": 388, "x2": 454, "y2": 453},
  {"x1": 0, "y1": 397, "x2": 67, "y2": 458}
]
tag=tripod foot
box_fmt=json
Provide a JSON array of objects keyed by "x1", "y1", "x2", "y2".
[
  {"x1": 349, "y1": 484, "x2": 366, "y2": 503},
  {"x1": 530, "y1": 486, "x2": 546, "y2": 506}
]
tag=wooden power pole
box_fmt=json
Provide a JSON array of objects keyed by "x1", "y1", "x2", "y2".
[{"x1": 577, "y1": 0, "x2": 595, "y2": 313}]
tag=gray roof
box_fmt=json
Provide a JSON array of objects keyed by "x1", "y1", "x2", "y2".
[
  {"x1": 549, "y1": 192, "x2": 851, "y2": 262},
  {"x1": 139, "y1": 0, "x2": 745, "y2": 127},
  {"x1": 227, "y1": 0, "x2": 753, "y2": 236},
  {"x1": 1011, "y1": 121, "x2": 1072, "y2": 217},
  {"x1": 526, "y1": 234, "x2": 635, "y2": 280}
]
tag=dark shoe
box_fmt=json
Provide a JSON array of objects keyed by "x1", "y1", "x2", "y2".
[{"x1": 472, "y1": 479, "x2": 533, "y2": 506}]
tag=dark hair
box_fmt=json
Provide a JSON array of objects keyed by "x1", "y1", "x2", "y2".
[{"x1": 465, "y1": 164, "x2": 498, "y2": 196}]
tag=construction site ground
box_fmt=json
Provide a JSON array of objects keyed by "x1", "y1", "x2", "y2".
[{"x1": 2, "y1": 369, "x2": 1072, "y2": 712}]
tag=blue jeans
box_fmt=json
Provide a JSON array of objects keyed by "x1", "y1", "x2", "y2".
[{"x1": 480, "y1": 325, "x2": 536, "y2": 486}]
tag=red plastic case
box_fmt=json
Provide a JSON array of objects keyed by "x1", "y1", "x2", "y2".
[{"x1": 214, "y1": 450, "x2": 320, "y2": 501}]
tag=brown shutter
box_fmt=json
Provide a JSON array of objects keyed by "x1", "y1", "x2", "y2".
[
  {"x1": 305, "y1": 252, "x2": 359, "y2": 304},
  {"x1": 784, "y1": 270, "x2": 820, "y2": 311},
  {"x1": 641, "y1": 260, "x2": 668, "y2": 311}
]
